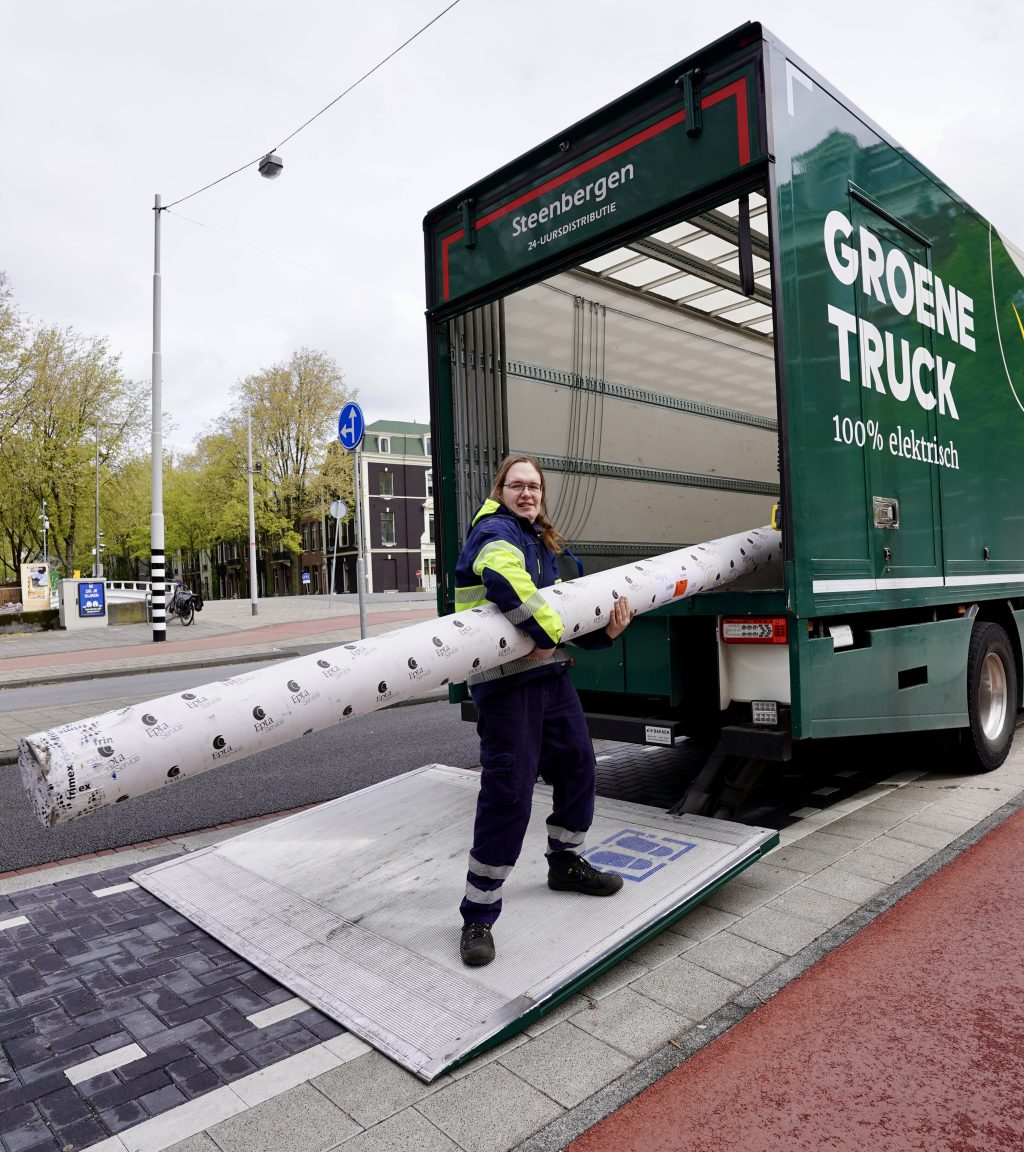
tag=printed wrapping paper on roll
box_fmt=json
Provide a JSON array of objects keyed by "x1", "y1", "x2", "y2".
[{"x1": 19, "y1": 524, "x2": 779, "y2": 827}]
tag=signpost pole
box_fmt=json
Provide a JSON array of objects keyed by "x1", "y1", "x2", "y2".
[
  {"x1": 327, "y1": 499, "x2": 347, "y2": 612},
  {"x1": 247, "y1": 409, "x2": 259, "y2": 617},
  {"x1": 354, "y1": 444, "x2": 367, "y2": 639},
  {"x1": 337, "y1": 402, "x2": 368, "y2": 639},
  {"x1": 330, "y1": 512, "x2": 339, "y2": 609}
]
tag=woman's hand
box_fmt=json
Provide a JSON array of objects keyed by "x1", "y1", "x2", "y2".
[{"x1": 605, "y1": 596, "x2": 635, "y2": 640}]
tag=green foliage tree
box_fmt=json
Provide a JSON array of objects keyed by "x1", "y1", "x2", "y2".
[
  {"x1": 101, "y1": 456, "x2": 151, "y2": 580},
  {"x1": 234, "y1": 349, "x2": 355, "y2": 594},
  {"x1": 0, "y1": 282, "x2": 148, "y2": 581}
]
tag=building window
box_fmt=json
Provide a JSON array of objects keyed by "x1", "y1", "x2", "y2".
[
  {"x1": 424, "y1": 435, "x2": 431, "y2": 456},
  {"x1": 428, "y1": 513, "x2": 435, "y2": 544},
  {"x1": 379, "y1": 436, "x2": 390, "y2": 453},
  {"x1": 380, "y1": 511, "x2": 396, "y2": 546},
  {"x1": 379, "y1": 471, "x2": 394, "y2": 498},
  {"x1": 426, "y1": 471, "x2": 433, "y2": 496}
]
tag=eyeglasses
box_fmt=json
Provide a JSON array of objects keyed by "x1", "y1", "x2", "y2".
[{"x1": 504, "y1": 482, "x2": 542, "y2": 494}]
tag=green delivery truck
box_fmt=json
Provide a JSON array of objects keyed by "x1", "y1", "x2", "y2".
[{"x1": 423, "y1": 22, "x2": 1024, "y2": 812}]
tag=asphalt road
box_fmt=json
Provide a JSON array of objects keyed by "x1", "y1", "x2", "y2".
[
  {"x1": 1, "y1": 696, "x2": 482, "y2": 871},
  {"x1": 0, "y1": 661, "x2": 288, "y2": 710}
]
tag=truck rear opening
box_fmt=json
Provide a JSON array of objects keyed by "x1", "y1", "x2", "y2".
[{"x1": 445, "y1": 188, "x2": 785, "y2": 745}]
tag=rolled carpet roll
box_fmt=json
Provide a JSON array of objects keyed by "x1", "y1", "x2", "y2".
[{"x1": 19, "y1": 524, "x2": 779, "y2": 827}]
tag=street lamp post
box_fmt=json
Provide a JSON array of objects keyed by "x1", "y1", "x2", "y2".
[
  {"x1": 151, "y1": 193, "x2": 166, "y2": 641},
  {"x1": 247, "y1": 409, "x2": 259, "y2": 616},
  {"x1": 150, "y1": 163, "x2": 281, "y2": 641},
  {"x1": 40, "y1": 500, "x2": 48, "y2": 570},
  {"x1": 93, "y1": 426, "x2": 106, "y2": 579}
]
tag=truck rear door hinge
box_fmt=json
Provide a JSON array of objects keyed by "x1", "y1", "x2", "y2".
[
  {"x1": 676, "y1": 68, "x2": 703, "y2": 138},
  {"x1": 460, "y1": 198, "x2": 477, "y2": 250}
]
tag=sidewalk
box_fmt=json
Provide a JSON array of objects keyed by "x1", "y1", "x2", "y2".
[{"x1": 0, "y1": 593, "x2": 439, "y2": 760}]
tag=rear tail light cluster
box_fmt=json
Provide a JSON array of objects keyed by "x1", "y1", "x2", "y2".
[{"x1": 720, "y1": 616, "x2": 788, "y2": 644}]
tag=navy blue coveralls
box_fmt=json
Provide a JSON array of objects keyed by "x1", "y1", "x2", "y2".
[{"x1": 454, "y1": 499, "x2": 613, "y2": 927}]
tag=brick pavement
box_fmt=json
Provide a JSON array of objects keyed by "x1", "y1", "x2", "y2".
[{"x1": 0, "y1": 856, "x2": 349, "y2": 1151}]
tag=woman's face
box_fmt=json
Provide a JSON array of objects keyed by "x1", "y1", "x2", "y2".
[{"x1": 500, "y1": 461, "x2": 543, "y2": 523}]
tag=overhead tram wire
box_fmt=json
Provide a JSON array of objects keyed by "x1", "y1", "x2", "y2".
[{"x1": 162, "y1": 0, "x2": 463, "y2": 211}]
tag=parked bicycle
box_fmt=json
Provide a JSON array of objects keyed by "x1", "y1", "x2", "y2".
[{"x1": 167, "y1": 581, "x2": 203, "y2": 626}]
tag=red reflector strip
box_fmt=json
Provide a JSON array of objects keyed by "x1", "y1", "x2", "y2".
[{"x1": 720, "y1": 616, "x2": 788, "y2": 644}]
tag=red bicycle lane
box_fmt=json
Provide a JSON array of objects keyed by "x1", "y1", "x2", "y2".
[{"x1": 570, "y1": 807, "x2": 1024, "y2": 1152}]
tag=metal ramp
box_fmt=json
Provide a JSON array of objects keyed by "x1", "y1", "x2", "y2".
[{"x1": 133, "y1": 765, "x2": 777, "y2": 1081}]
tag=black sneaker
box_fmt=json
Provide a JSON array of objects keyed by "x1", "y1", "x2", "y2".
[
  {"x1": 460, "y1": 922, "x2": 495, "y2": 967},
  {"x1": 548, "y1": 856, "x2": 624, "y2": 896}
]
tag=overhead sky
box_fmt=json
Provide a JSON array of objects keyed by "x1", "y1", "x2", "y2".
[{"x1": 3, "y1": 0, "x2": 1022, "y2": 452}]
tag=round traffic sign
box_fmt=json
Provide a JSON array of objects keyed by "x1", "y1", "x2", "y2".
[
  {"x1": 338, "y1": 402, "x2": 364, "y2": 451},
  {"x1": 329, "y1": 500, "x2": 348, "y2": 520}
]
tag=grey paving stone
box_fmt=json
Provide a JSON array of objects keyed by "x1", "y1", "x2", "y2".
[
  {"x1": 99, "y1": 1096, "x2": 150, "y2": 1134},
  {"x1": 908, "y1": 808, "x2": 979, "y2": 835},
  {"x1": 802, "y1": 865, "x2": 888, "y2": 904},
  {"x1": 567, "y1": 987, "x2": 691, "y2": 1060},
  {"x1": 726, "y1": 861, "x2": 806, "y2": 895},
  {"x1": 48, "y1": 1114, "x2": 109, "y2": 1150},
  {"x1": 625, "y1": 927, "x2": 689, "y2": 969},
  {"x1": 0, "y1": 1100, "x2": 62, "y2": 1152},
  {"x1": 682, "y1": 930, "x2": 786, "y2": 986},
  {"x1": 208, "y1": 1081, "x2": 360, "y2": 1152},
  {"x1": 312, "y1": 1048, "x2": 449, "y2": 1128},
  {"x1": 336, "y1": 1106, "x2": 462, "y2": 1152},
  {"x1": 665, "y1": 903, "x2": 739, "y2": 941},
  {"x1": 703, "y1": 880, "x2": 775, "y2": 917},
  {"x1": 164, "y1": 1136, "x2": 222, "y2": 1152},
  {"x1": 785, "y1": 830, "x2": 859, "y2": 865},
  {"x1": 765, "y1": 886, "x2": 860, "y2": 928},
  {"x1": 866, "y1": 790, "x2": 936, "y2": 816},
  {"x1": 140, "y1": 1081, "x2": 188, "y2": 1116},
  {"x1": 837, "y1": 848, "x2": 913, "y2": 884},
  {"x1": 499, "y1": 1021, "x2": 633, "y2": 1108},
  {"x1": 824, "y1": 808, "x2": 903, "y2": 837},
  {"x1": 415, "y1": 1062, "x2": 563, "y2": 1152},
  {"x1": 885, "y1": 820, "x2": 961, "y2": 850},
  {"x1": 727, "y1": 906, "x2": 828, "y2": 955},
  {"x1": 759, "y1": 841, "x2": 835, "y2": 875},
  {"x1": 630, "y1": 955, "x2": 742, "y2": 1020},
  {"x1": 867, "y1": 835, "x2": 939, "y2": 867}
]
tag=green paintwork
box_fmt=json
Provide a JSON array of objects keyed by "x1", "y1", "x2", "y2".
[
  {"x1": 426, "y1": 55, "x2": 764, "y2": 314},
  {"x1": 767, "y1": 37, "x2": 1024, "y2": 610},
  {"x1": 424, "y1": 23, "x2": 1024, "y2": 747},
  {"x1": 801, "y1": 616, "x2": 971, "y2": 738}
]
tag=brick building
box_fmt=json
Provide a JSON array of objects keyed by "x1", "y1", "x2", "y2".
[{"x1": 313, "y1": 420, "x2": 435, "y2": 595}]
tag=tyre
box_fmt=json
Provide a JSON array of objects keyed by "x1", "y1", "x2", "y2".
[
  {"x1": 180, "y1": 600, "x2": 195, "y2": 626},
  {"x1": 963, "y1": 621, "x2": 1018, "y2": 772}
]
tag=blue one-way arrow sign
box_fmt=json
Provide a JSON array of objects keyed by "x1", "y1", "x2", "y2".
[{"x1": 338, "y1": 402, "x2": 365, "y2": 452}]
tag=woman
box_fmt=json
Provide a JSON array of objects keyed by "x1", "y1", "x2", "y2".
[{"x1": 454, "y1": 454, "x2": 633, "y2": 967}]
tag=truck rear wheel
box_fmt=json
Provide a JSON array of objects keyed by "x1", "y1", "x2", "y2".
[{"x1": 963, "y1": 622, "x2": 1017, "y2": 772}]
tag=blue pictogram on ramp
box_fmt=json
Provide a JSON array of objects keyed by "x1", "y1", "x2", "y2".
[{"x1": 584, "y1": 828, "x2": 696, "y2": 882}]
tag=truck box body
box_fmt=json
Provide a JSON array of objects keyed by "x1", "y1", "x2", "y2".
[{"x1": 423, "y1": 23, "x2": 1024, "y2": 763}]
